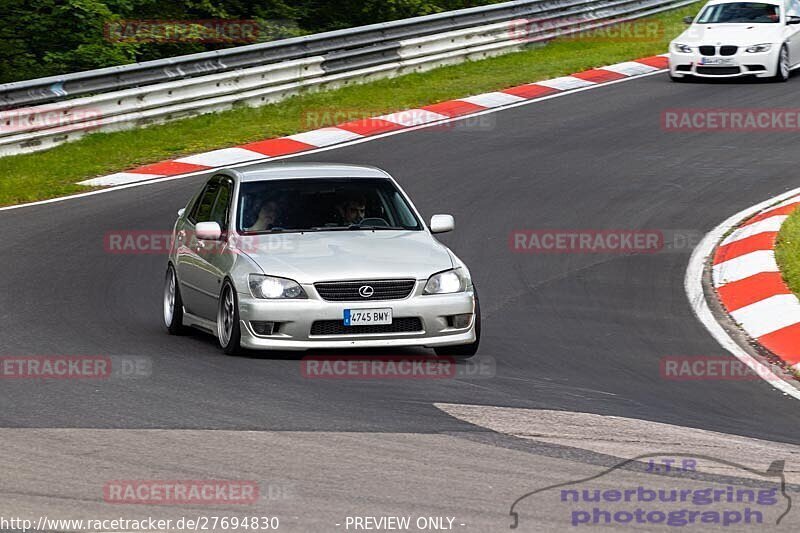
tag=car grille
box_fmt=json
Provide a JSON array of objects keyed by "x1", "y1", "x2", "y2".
[
  {"x1": 696, "y1": 66, "x2": 740, "y2": 75},
  {"x1": 314, "y1": 279, "x2": 416, "y2": 301},
  {"x1": 310, "y1": 317, "x2": 424, "y2": 336},
  {"x1": 699, "y1": 45, "x2": 716, "y2": 56},
  {"x1": 720, "y1": 45, "x2": 737, "y2": 56}
]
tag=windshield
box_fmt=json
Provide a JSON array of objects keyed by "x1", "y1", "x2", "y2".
[
  {"x1": 696, "y1": 2, "x2": 781, "y2": 23},
  {"x1": 237, "y1": 177, "x2": 423, "y2": 233}
]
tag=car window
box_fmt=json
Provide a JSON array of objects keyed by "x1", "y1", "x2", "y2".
[
  {"x1": 189, "y1": 177, "x2": 222, "y2": 224},
  {"x1": 789, "y1": 0, "x2": 800, "y2": 16},
  {"x1": 237, "y1": 178, "x2": 422, "y2": 233},
  {"x1": 696, "y1": 2, "x2": 781, "y2": 23},
  {"x1": 209, "y1": 179, "x2": 233, "y2": 230}
]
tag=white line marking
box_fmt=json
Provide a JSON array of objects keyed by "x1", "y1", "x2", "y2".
[
  {"x1": 712, "y1": 250, "x2": 778, "y2": 286},
  {"x1": 77, "y1": 172, "x2": 164, "y2": 187},
  {"x1": 286, "y1": 127, "x2": 363, "y2": 147},
  {"x1": 458, "y1": 92, "x2": 526, "y2": 108},
  {"x1": 686, "y1": 186, "x2": 800, "y2": 401},
  {"x1": 175, "y1": 147, "x2": 264, "y2": 167},
  {"x1": 0, "y1": 67, "x2": 668, "y2": 213},
  {"x1": 720, "y1": 215, "x2": 787, "y2": 246},
  {"x1": 730, "y1": 294, "x2": 800, "y2": 338},
  {"x1": 603, "y1": 61, "x2": 660, "y2": 76},
  {"x1": 535, "y1": 76, "x2": 595, "y2": 91}
]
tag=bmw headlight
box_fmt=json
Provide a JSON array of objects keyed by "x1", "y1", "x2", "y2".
[
  {"x1": 424, "y1": 268, "x2": 468, "y2": 295},
  {"x1": 249, "y1": 274, "x2": 306, "y2": 299},
  {"x1": 745, "y1": 43, "x2": 772, "y2": 53},
  {"x1": 673, "y1": 43, "x2": 693, "y2": 53}
]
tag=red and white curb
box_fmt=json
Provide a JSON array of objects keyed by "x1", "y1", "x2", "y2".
[
  {"x1": 78, "y1": 55, "x2": 668, "y2": 187},
  {"x1": 712, "y1": 196, "x2": 800, "y2": 370}
]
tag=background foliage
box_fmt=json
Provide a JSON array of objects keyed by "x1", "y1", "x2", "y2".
[{"x1": 1, "y1": 0, "x2": 499, "y2": 83}]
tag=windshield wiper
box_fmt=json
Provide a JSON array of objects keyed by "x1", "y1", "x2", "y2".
[{"x1": 347, "y1": 224, "x2": 410, "y2": 230}]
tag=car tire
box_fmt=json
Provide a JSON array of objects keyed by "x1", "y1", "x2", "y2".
[
  {"x1": 434, "y1": 289, "x2": 481, "y2": 358},
  {"x1": 164, "y1": 265, "x2": 185, "y2": 335},
  {"x1": 217, "y1": 280, "x2": 242, "y2": 356},
  {"x1": 774, "y1": 45, "x2": 790, "y2": 82},
  {"x1": 669, "y1": 74, "x2": 686, "y2": 83}
]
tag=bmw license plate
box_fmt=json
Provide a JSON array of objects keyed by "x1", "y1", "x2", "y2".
[
  {"x1": 344, "y1": 308, "x2": 392, "y2": 326},
  {"x1": 700, "y1": 57, "x2": 733, "y2": 65}
]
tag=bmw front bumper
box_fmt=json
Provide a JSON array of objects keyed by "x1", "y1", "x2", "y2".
[
  {"x1": 669, "y1": 48, "x2": 779, "y2": 78},
  {"x1": 236, "y1": 281, "x2": 477, "y2": 351}
]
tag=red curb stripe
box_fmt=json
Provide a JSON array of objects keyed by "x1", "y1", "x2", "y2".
[
  {"x1": 335, "y1": 118, "x2": 405, "y2": 136},
  {"x1": 501, "y1": 84, "x2": 560, "y2": 99},
  {"x1": 743, "y1": 202, "x2": 800, "y2": 226},
  {"x1": 716, "y1": 272, "x2": 791, "y2": 313},
  {"x1": 421, "y1": 100, "x2": 487, "y2": 117},
  {"x1": 635, "y1": 56, "x2": 669, "y2": 69},
  {"x1": 240, "y1": 138, "x2": 316, "y2": 156},
  {"x1": 759, "y1": 323, "x2": 800, "y2": 365},
  {"x1": 572, "y1": 69, "x2": 627, "y2": 83},
  {"x1": 713, "y1": 232, "x2": 778, "y2": 265},
  {"x1": 130, "y1": 161, "x2": 210, "y2": 175}
]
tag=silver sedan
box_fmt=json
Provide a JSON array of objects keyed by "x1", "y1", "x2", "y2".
[{"x1": 163, "y1": 163, "x2": 480, "y2": 356}]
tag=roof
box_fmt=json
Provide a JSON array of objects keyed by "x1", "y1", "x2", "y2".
[{"x1": 228, "y1": 163, "x2": 392, "y2": 183}]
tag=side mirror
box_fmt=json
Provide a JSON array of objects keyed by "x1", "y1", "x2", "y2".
[
  {"x1": 195, "y1": 221, "x2": 222, "y2": 240},
  {"x1": 430, "y1": 214, "x2": 455, "y2": 234},
  {"x1": 177, "y1": 207, "x2": 186, "y2": 217},
  {"x1": 683, "y1": 15, "x2": 694, "y2": 24},
  {"x1": 788, "y1": 15, "x2": 800, "y2": 24}
]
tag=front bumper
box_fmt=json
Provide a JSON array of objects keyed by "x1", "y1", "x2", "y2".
[
  {"x1": 668, "y1": 48, "x2": 779, "y2": 78},
  {"x1": 237, "y1": 281, "x2": 476, "y2": 351}
]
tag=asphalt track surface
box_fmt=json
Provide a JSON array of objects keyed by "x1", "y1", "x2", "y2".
[{"x1": 3, "y1": 71, "x2": 800, "y2": 529}]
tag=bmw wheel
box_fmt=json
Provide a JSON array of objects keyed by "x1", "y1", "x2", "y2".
[
  {"x1": 217, "y1": 281, "x2": 242, "y2": 355},
  {"x1": 164, "y1": 265, "x2": 185, "y2": 335},
  {"x1": 774, "y1": 45, "x2": 790, "y2": 82}
]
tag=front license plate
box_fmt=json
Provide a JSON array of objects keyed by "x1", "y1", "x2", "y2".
[
  {"x1": 344, "y1": 308, "x2": 393, "y2": 326},
  {"x1": 700, "y1": 57, "x2": 733, "y2": 65}
]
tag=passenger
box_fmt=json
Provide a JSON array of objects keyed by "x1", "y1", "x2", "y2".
[{"x1": 248, "y1": 199, "x2": 282, "y2": 231}]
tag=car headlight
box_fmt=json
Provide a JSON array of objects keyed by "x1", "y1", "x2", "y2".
[
  {"x1": 424, "y1": 268, "x2": 468, "y2": 295},
  {"x1": 745, "y1": 43, "x2": 772, "y2": 53},
  {"x1": 249, "y1": 274, "x2": 306, "y2": 299},
  {"x1": 673, "y1": 43, "x2": 693, "y2": 53}
]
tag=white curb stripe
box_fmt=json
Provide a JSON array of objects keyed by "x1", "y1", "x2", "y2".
[
  {"x1": 712, "y1": 250, "x2": 778, "y2": 286},
  {"x1": 78, "y1": 172, "x2": 164, "y2": 187},
  {"x1": 175, "y1": 147, "x2": 264, "y2": 167},
  {"x1": 458, "y1": 92, "x2": 526, "y2": 108},
  {"x1": 285, "y1": 127, "x2": 363, "y2": 147},
  {"x1": 377, "y1": 109, "x2": 448, "y2": 127},
  {"x1": 535, "y1": 76, "x2": 595, "y2": 91},
  {"x1": 729, "y1": 294, "x2": 800, "y2": 338},
  {"x1": 721, "y1": 215, "x2": 787, "y2": 246},
  {"x1": 603, "y1": 61, "x2": 660, "y2": 76}
]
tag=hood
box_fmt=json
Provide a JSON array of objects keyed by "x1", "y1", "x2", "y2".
[
  {"x1": 676, "y1": 23, "x2": 783, "y2": 45},
  {"x1": 235, "y1": 230, "x2": 454, "y2": 283}
]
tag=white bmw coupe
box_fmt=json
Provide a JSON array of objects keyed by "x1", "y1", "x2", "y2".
[{"x1": 669, "y1": 0, "x2": 800, "y2": 80}]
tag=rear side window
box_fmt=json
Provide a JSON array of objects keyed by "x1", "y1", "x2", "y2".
[
  {"x1": 189, "y1": 178, "x2": 222, "y2": 223},
  {"x1": 209, "y1": 179, "x2": 233, "y2": 230}
]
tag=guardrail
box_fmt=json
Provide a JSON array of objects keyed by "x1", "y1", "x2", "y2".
[{"x1": 0, "y1": 0, "x2": 690, "y2": 157}]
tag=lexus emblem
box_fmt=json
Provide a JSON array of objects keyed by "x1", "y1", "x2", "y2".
[{"x1": 358, "y1": 285, "x2": 374, "y2": 298}]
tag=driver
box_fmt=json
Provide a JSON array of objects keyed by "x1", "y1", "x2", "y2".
[
  {"x1": 334, "y1": 194, "x2": 367, "y2": 225},
  {"x1": 247, "y1": 199, "x2": 282, "y2": 232}
]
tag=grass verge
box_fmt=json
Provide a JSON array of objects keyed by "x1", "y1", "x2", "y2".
[
  {"x1": 776, "y1": 206, "x2": 800, "y2": 295},
  {"x1": 0, "y1": 3, "x2": 701, "y2": 207}
]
